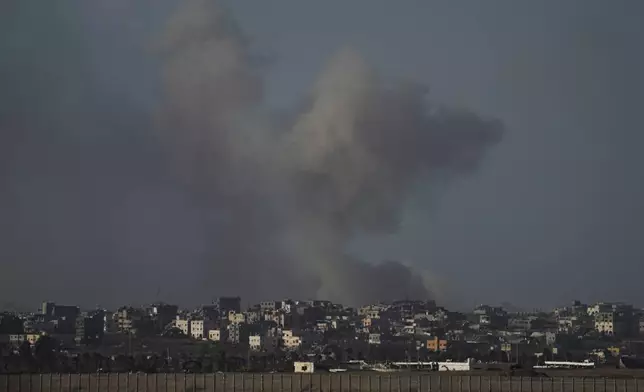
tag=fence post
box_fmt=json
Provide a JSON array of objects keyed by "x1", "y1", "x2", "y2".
[{"x1": 262, "y1": 373, "x2": 265, "y2": 392}]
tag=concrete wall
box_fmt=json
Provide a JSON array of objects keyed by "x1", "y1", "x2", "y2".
[{"x1": 0, "y1": 373, "x2": 641, "y2": 392}]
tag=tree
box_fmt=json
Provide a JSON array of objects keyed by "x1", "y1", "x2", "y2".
[{"x1": 18, "y1": 341, "x2": 34, "y2": 373}]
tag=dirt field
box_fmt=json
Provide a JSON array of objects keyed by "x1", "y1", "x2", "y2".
[{"x1": 1, "y1": 373, "x2": 643, "y2": 392}]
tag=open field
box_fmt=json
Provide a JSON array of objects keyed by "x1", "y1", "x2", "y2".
[{"x1": 1, "y1": 373, "x2": 643, "y2": 392}]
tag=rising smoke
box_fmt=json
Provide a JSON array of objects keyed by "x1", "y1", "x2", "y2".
[
  {"x1": 0, "y1": 0, "x2": 503, "y2": 308},
  {"x1": 154, "y1": 0, "x2": 503, "y2": 306}
]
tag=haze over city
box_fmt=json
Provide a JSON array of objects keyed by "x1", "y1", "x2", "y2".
[{"x1": 1, "y1": 0, "x2": 643, "y2": 311}]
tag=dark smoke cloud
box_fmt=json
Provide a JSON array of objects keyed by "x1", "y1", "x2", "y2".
[{"x1": 0, "y1": 0, "x2": 503, "y2": 309}]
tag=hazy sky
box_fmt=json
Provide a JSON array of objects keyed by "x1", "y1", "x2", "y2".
[
  {"x1": 220, "y1": 0, "x2": 644, "y2": 309},
  {"x1": 1, "y1": 1, "x2": 643, "y2": 310}
]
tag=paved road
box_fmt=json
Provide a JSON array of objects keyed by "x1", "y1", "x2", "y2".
[{"x1": 1, "y1": 373, "x2": 642, "y2": 392}]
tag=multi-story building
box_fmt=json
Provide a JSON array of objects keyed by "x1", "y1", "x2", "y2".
[
  {"x1": 368, "y1": 333, "x2": 381, "y2": 345},
  {"x1": 217, "y1": 297, "x2": 241, "y2": 316},
  {"x1": 359, "y1": 305, "x2": 385, "y2": 319},
  {"x1": 75, "y1": 310, "x2": 105, "y2": 345},
  {"x1": 228, "y1": 311, "x2": 246, "y2": 324},
  {"x1": 190, "y1": 319, "x2": 215, "y2": 340},
  {"x1": 227, "y1": 322, "x2": 249, "y2": 344},
  {"x1": 588, "y1": 302, "x2": 632, "y2": 316},
  {"x1": 41, "y1": 302, "x2": 56, "y2": 321},
  {"x1": 474, "y1": 305, "x2": 507, "y2": 329},
  {"x1": 52, "y1": 305, "x2": 80, "y2": 334},
  {"x1": 245, "y1": 309, "x2": 261, "y2": 324},
  {"x1": 260, "y1": 301, "x2": 278, "y2": 312},
  {"x1": 595, "y1": 309, "x2": 638, "y2": 337},
  {"x1": 150, "y1": 304, "x2": 178, "y2": 333},
  {"x1": 175, "y1": 318, "x2": 190, "y2": 336},
  {"x1": 25, "y1": 334, "x2": 41, "y2": 345},
  {"x1": 208, "y1": 329, "x2": 227, "y2": 342},
  {"x1": 281, "y1": 330, "x2": 302, "y2": 350},
  {"x1": 249, "y1": 335, "x2": 278, "y2": 352},
  {"x1": 115, "y1": 307, "x2": 144, "y2": 334},
  {"x1": 426, "y1": 336, "x2": 448, "y2": 352}
]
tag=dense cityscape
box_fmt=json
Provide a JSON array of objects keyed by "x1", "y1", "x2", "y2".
[{"x1": 1, "y1": 297, "x2": 644, "y2": 374}]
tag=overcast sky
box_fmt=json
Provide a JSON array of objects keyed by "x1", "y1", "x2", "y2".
[
  {"x1": 1, "y1": 1, "x2": 643, "y2": 311},
  {"x1": 221, "y1": 0, "x2": 644, "y2": 309}
]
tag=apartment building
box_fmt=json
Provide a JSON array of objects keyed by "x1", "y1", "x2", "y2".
[
  {"x1": 228, "y1": 311, "x2": 246, "y2": 324},
  {"x1": 208, "y1": 329, "x2": 227, "y2": 342},
  {"x1": 427, "y1": 336, "x2": 448, "y2": 352},
  {"x1": 368, "y1": 333, "x2": 381, "y2": 345},
  {"x1": 249, "y1": 335, "x2": 278, "y2": 352},
  {"x1": 190, "y1": 319, "x2": 215, "y2": 340},
  {"x1": 281, "y1": 330, "x2": 302, "y2": 349},
  {"x1": 174, "y1": 318, "x2": 190, "y2": 336}
]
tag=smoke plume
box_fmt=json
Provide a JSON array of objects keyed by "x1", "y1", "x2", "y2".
[
  {"x1": 155, "y1": 1, "x2": 503, "y2": 306},
  {"x1": 0, "y1": 0, "x2": 502, "y2": 308}
]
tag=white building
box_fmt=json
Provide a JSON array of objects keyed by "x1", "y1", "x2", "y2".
[
  {"x1": 249, "y1": 335, "x2": 278, "y2": 352},
  {"x1": 228, "y1": 311, "x2": 246, "y2": 324},
  {"x1": 208, "y1": 329, "x2": 222, "y2": 342},
  {"x1": 190, "y1": 319, "x2": 214, "y2": 340},
  {"x1": 175, "y1": 318, "x2": 190, "y2": 336},
  {"x1": 283, "y1": 335, "x2": 301, "y2": 349},
  {"x1": 294, "y1": 362, "x2": 314, "y2": 373}
]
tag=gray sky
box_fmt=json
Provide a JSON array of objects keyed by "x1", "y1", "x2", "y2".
[{"x1": 1, "y1": 0, "x2": 643, "y2": 310}]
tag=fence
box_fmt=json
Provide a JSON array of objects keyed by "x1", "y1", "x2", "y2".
[{"x1": 0, "y1": 373, "x2": 642, "y2": 392}]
